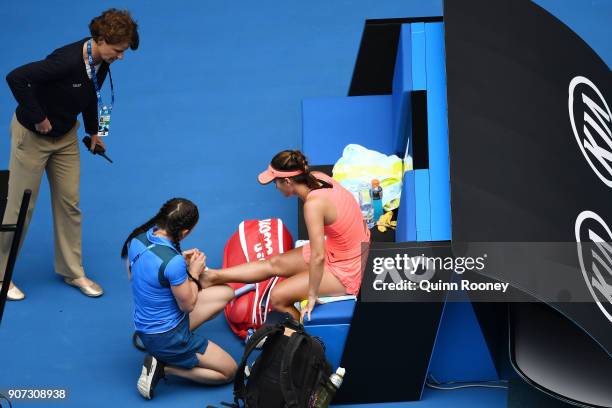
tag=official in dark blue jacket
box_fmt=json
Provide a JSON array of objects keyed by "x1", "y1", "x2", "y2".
[{"x1": 2, "y1": 9, "x2": 139, "y2": 300}]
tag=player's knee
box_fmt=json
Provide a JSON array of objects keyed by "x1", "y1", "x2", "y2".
[
  {"x1": 219, "y1": 284, "x2": 235, "y2": 302},
  {"x1": 268, "y1": 254, "x2": 284, "y2": 276},
  {"x1": 222, "y1": 359, "x2": 237, "y2": 383},
  {"x1": 270, "y1": 290, "x2": 292, "y2": 311}
]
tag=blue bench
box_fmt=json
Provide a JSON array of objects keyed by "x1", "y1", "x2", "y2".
[{"x1": 303, "y1": 299, "x2": 356, "y2": 369}]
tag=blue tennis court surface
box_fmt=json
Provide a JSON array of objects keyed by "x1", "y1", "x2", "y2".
[{"x1": 0, "y1": 1, "x2": 609, "y2": 407}]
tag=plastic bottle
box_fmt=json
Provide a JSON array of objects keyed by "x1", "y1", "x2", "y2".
[
  {"x1": 371, "y1": 179, "x2": 384, "y2": 223},
  {"x1": 311, "y1": 367, "x2": 346, "y2": 408},
  {"x1": 347, "y1": 184, "x2": 361, "y2": 206},
  {"x1": 358, "y1": 183, "x2": 375, "y2": 229}
]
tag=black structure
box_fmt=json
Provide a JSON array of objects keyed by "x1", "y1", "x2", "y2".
[
  {"x1": 349, "y1": 17, "x2": 443, "y2": 97},
  {"x1": 510, "y1": 302, "x2": 612, "y2": 407},
  {"x1": 335, "y1": 241, "x2": 452, "y2": 404},
  {"x1": 0, "y1": 171, "x2": 7, "y2": 224},
  {"x1": 444, "y1": 0, "x2": 612, "y2": 405},
  {"x1": 410, "y1": 90, "x2": 430, "y2": 169},
  {"x1": 0, "y1": 170, "x2": 31, "y2": 326}
]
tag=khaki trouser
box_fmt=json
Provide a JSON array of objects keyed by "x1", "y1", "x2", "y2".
[{"x1": 0, "y1": 114, "x2": 84, "y2": 280}]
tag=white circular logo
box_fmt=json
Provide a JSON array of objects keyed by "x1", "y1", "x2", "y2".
[
  {"x1": 575, "y1": 210, "x2": 612, "y2": 324},
  {"x1": 568, "y1": 76, "x2": 612, "y2": 188}
]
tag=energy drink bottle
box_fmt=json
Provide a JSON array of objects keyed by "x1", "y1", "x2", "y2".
[{"x1": 371, "y1": 179, "x2": 384, "y2": 223}]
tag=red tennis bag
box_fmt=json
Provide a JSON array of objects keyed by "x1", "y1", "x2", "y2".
[{"x1": 223, "y1": 219, "x2": 294, "y2": 339}]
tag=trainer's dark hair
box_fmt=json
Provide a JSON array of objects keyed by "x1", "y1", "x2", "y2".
[
  {"x1": 89, "y1": 8, "x2": 139, "y2": 50},
  {"x1": 121, "y1": 198, "x2": 199, "y2": 259},
  {"x1": 270, "y1": 150, "x2": 332, "y2": 190}
]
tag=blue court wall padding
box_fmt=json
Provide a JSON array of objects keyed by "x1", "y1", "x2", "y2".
[
  {"x1": 396, "y1": 170, "x2": 417, "y2": 242},
  {"x1": 301, "y1": 95, "x2": 394, "y2": 165},
  {"x1": 392, "y1": 24, "x2": 413, "y2": 156},
  {"x1": 425, "y1": 22, "x2": 451, "y2": 241},
  {"x1": 390, "y1": 23, "x2": 431, "y2": 243},
  {"x1": 396, "y1": 21, "x2": 450, "y2": 243},
  {"x1": 411, "y1": 23, "x2": 427, "y2": 91},
  {"x1": 428, "y1": 298, "x2": 500, "y2": 383},
  {"x1": 415, "y1": 169, "x2": 432, "y2": 241}
]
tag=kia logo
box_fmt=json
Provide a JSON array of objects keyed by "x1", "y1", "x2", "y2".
[
  {"x1": 575, "y1": 210, "x2": 612, "y2": 324},
  {"x1": 568, "y1": 76, "x2": 612, "y2": 188}
]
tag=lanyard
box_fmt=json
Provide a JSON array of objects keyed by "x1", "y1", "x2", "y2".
[{"x1": 87, "y1": 39, "x2": 114, "y2": 109}]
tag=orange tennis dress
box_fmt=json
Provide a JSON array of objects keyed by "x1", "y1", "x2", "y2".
[{"x1": 301, "y1": 173, "x2": 371, "y2": 295}]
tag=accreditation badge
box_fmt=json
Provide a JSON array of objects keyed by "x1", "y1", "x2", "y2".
[{"x1": 98, "y1": 105, "x2": 111, "y2": 136}]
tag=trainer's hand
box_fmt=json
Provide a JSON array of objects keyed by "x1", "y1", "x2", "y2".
[
  {"x1": 90, "y1": 134, "x2": 106, "y2": 152},
  {"x1": 182, "y1": 248, "x2": 199, "y2": 261},
  {"x1": 35, "y1": 118, "x2": 52, "y2": 134},
  {"x1": 188, "y1": 251, "x2": 207, "y2": 274}
]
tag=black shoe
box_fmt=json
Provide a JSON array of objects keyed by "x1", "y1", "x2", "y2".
[
  {"x1": 133, "y1": 332, "x2": 146, "y2": 352},
  {"x1": 137, "y1": 354, "x2": 165, "y2": 400}
]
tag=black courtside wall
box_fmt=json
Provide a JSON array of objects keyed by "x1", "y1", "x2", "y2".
[{"x1": 444, "y1": 0, "x2": 612, "y2": 356}]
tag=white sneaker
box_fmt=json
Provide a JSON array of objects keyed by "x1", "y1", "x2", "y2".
[
  {"x1": 137, "y1": 355, "x2": 165, "y2": 400},
  {"x1": 7, "y1": 282, "x2": 25, "y2": 301}
]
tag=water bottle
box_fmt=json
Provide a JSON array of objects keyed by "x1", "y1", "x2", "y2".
[
  {"x1": 347, "y1": 185, "x2": 361, "y2": 207},
  {"x1": 371, "y1": 179, "x2": 384, "y2": 223},
  {"x1": 358, "y1": 184, "x2": 375, "y2": 230},
  {"x1": 310, "y1": 367, "x2": 346, "y2": 408}
]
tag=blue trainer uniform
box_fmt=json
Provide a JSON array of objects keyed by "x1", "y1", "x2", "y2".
[{"x1": 128, "y1": 227, "x2": 208, "y2": 368}]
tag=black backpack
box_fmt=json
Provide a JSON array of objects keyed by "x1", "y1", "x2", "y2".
[{"x1": 232, "y1": 316, "x2": 332, "y2": 408}]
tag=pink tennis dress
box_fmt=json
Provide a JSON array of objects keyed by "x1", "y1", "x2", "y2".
[{"x1": 301, "y1": 173, "x2": 371, "y2": 294}]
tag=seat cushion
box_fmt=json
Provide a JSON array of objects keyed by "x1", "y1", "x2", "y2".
[{"x1": 305, "y1": 299, "x2": 356, "y2": 325}]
